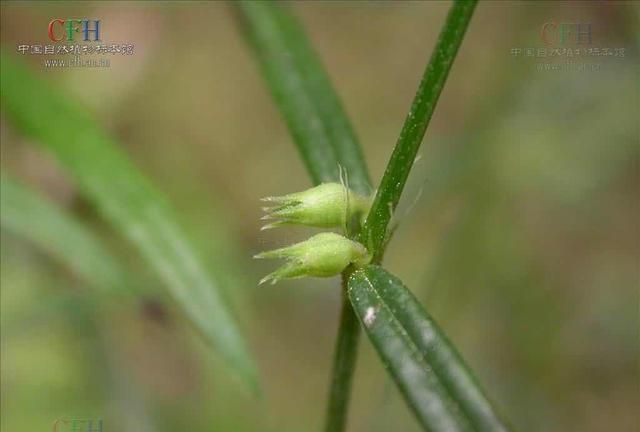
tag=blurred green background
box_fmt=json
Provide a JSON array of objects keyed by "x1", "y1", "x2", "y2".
[{"x1": 1, "y1": 1, "x2": 638, "y2": 431}]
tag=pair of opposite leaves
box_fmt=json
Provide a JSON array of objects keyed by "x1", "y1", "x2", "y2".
[{"x1": 255, "y1": 183, "x2": 372, "y2": 285}]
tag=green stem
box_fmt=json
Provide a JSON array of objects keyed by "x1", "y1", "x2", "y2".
[
  {"x1": 325, "y1": 2, "x2": 476, "y2": 427},
  {"x1": 363, "y1": 0, "x2": 477, "y2": 262},
  {"x1": 324, "y1": 273, "x2": 361, "y2": 432}
]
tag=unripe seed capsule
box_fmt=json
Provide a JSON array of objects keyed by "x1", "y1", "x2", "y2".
[
  {"x1": 254, "y1": 232, "x2": 371, "y2": 285},
  {"x1": 260, "y1": 182, "x2": 371, "y2": 230}
]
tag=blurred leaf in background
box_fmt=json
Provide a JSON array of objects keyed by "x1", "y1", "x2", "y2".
[
  {"x1": 1, "y1": 175, "x2": 129, "y2": 295},
  {"x1": 0, "y1": 51, "x2": 258, "y2": 391}
]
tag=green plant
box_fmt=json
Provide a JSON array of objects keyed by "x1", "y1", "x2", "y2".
[
  {"x1": 260, "y1": 182, "x2": 371, "y2": 231},
  {"x1": 0, "y1": 51, "x2": 258, "y2": 392},
  {"x1": 0, "y1": 176, "x2": 129, "y2": 296},
  {"x1": 0, "y1": 1, "x2": 511, "y2": 430},
  {"x1": 239, "y1": 0, "x2": 510, "y2": 430},
  {"x1": 255, "y1": 232, "x2": 371, "y2": 285}
]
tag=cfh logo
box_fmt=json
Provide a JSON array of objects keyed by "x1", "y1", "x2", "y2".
[
  {"x1": 52, "y1": 417, "x2": 103, "y2": 432},
  {"x1": 540, "y1": 22, "x2": 592, "y2": 46},
  {"x1": 48, "y1": 19, "x2": 101, "y2": 42}
]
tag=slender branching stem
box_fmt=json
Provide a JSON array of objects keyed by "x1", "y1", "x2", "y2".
[{"x1": 324, "y1": 272, "x2": 361, "y2": 432}]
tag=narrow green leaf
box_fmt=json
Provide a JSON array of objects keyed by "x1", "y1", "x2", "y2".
[
  {"x1": 238, "y1": 3, "x2": 374, "y2": 428},
  {"x1": 0, "y1": 52, "x2": 259, "y2": 391},
  {"x1": 237, "y1": 1, "x2": 371, "y2": 193},
  {"x1": 1, "y1": 175, "x2": 128, "y2": 294},
  {"x1": 363, "y1": 0, "x2": 477, "y2": 260},
  {"x1": 348, "y1": 265, "x2": 509, "y2": 432}
]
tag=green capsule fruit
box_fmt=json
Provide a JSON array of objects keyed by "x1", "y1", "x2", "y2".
[
  {"x1": 254, "y1": 232, "x2": 371, "y2": 285},
  {"x1": 260, "y1": 183, "x2": 371, "y2": 230}
]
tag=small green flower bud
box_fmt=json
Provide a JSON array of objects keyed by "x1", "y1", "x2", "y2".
[
  {"x1": 260, "y1": 182, "x2": 371, "y2": 230},
  {"x1": 254, "y1": 232, "x2": 371, "y2": 285}
]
